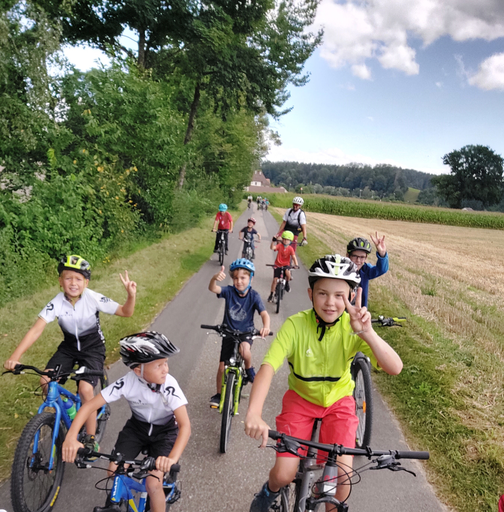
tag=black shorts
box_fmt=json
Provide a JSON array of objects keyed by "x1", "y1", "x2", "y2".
[
  {"x1": 273, "y1": 267, "x2": 289, "y2": 279},
  {"x1": 113, "y1": 415, "x2": 179, "y2": 460},
  {"x1": 219, "y1": 336, "x2": 253, "y2": 363},
  {"x1": 45, "y1": 342, "x2": 106, "y2": 387}
]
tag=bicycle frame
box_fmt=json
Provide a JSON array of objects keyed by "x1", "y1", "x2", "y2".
[
  {"x1": 219, "y1": 342, "x2": 245, "y2": 415},
  {"x1": 108, "y1": 473, "x2": 149, "y2": 511}
]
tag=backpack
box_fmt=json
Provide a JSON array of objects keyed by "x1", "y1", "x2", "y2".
[{"x1": 285, "y1": 208, "x2": 305, "y2": 233}]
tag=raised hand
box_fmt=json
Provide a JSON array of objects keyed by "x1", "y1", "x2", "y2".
[
  {"x1": 343, "y1": 288, "x2": 372, "y2": 335},
  {"x1": 215, "y1": 266, "x2": 226, "y2": 282},
  {"x1": 119, "y1": 270, "x2": 137, "y2": 296},
  {"x1": 370, "y1": 231, "x2": 387, "y2": 256}
]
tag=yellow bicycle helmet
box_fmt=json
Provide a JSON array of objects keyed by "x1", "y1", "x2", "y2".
[{"x1": 58, "y1": 255, "x2": 91, "y2": 279}]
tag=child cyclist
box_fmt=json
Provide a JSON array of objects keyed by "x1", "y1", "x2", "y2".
[
  {"x1": 346, "y1": 233, "x2": 388, "y2": 308},
  {"x1": 267, "y1": 231, "x2": 299, "y2": 302},
  {"x1": 62, "y1": 332, "x2": 191, "y2": 512},
  {"x1": 239, "y1": 217, "x2": 261, "y2": 259},
  {"x1": 4, "y1": 255, "x2": 136, "y2": 447},
  {"x1": 208, "y1": 258, "x2": 271, "y2": 407},
  {"x1": 244, "y1": 254, "x2": 402, "y2": 511},
  {"x1": 212, "y1": 203, "x2": 233, "y2": 255}
]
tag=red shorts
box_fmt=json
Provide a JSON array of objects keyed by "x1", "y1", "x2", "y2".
[{"x1": 275, "y1": 390, "x2": 358, "y2": 458}]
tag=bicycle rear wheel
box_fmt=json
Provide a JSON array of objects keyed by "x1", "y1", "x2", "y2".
[
  {"x1": 11, "y1": 412, "x2": 65, "y2": 512},
  {"x1": 220, "y1": 372, "x2": 236, "y2": 453},
  {"x1": 275, "y1": 282, "x2": 283, "y2": 314},
  {"x1": 80, "y1": 369, "x2": 111, "y2": 444},
  {"x1": 352, "y1": 353, "x2": 373, "y2": 448}
]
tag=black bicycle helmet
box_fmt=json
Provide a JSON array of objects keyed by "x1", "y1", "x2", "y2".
[
  {"x1": 346, "y1": 237, "x2": 372, "y2": 255},
  {"x1": 58, "y1": 255, "x2": 91, "y2": 280},
  {"x1": 308, "y1": 254, "x2": 361, "y2": 291},
  {"x1": 120, "y1": 332, "x2": 180, "y2": 368}
]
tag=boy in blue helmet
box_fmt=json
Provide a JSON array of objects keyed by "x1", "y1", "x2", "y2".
[
  {"x1": 208, "y1": 258, "x2": 270, "y2": 407},
  {"x1": 212, "y1": 203, "x2": 233, "y2": 255}
]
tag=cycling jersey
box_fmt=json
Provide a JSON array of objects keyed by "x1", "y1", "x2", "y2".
[
  {"x1": 263, "y1": 309, "x2": 377, "y2": 408},
  {"x1": 283, "y1": 208, "x2": 306, "y2": 235},
  {"x1": 217, "y1": 286, "x2": 265, "y2": 332},
  {"x1": 215, "y1": 211, "x2": 233, "y2": 230},
  {"x1": 39, "y1": 289, "x2": 119, "y2": 351},
  {"x1": 273, "y1": 244, "x2": 295, "y2": 267},
  {"x1": 102, "y1": 371, "x2": 187, "y2": 433}
]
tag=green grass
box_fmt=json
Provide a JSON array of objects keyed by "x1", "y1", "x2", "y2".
[
  {"x1": 404, "y1": 187, "x2": 420, "y2": 203},
  {"x1": 0, "y1": 205, "x2": 245, "y2": 481},
  {"x1": 269, "y1": 193, "x2": 504, "y2": 230}
]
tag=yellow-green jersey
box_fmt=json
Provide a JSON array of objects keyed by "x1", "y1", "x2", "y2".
[{"x1": 263, "y1": 309, "x2": 378, "y2": 407}]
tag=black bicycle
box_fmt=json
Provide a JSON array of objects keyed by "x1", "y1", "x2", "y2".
[
  {"x1": 75, "y1": 448, "x2": 181, "y2": 511},
  {"x1": 201, "y1": 324, "x2": 271, "y2": 453},
  {"x1": 267, "y1": 264, "x2": 298, "y2": 314},
  {"x1": 241, "y1": 236, "x2": 259, "y2": 261},
  {"x1": 350, "y1": 352, "x2": 373, "y2": 448},
  {"x1": 267, "y1": 425, "x2": 429, "y2": 511},
  {"x1": 214, "y1": 230, "x2": 227, "y2": 265},
  {"x1": 372, "y1": 315, "x2": 407, "y2": 327}
]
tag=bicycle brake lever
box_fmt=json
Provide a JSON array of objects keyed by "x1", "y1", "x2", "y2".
[{"x1": 371, "y1": 456, "x2": 417, "y2": 476}]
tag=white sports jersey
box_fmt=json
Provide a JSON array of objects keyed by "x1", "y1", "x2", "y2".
[
  {"x1": 283, "y1": 208, "x2": 307, "y2": 230},
  {"x1": 39, "y1": 289, "x2": 119, "y2": 351},
  {"x1": 102, "y1": 371, "x2": 188, "y2": 428}
]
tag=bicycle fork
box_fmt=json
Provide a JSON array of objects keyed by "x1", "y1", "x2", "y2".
[{"x1": 219, "y1": 368, "x2": 243, "y2": 415}]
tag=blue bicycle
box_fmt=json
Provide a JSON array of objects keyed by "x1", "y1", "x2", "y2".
[
  {"x1": 75, "y1": 448, "x2": 181, "y2": 512},
  {"x1": 6, "y1": 364, "x2": 110, "y2": 512}
]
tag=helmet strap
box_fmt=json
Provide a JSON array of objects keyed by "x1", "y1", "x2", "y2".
[{"x1": 312, "y1": 308, "x2": 340, "y2": 341}]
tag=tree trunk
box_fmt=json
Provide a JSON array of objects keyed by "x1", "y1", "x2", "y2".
[
  {"x1": 138, "y1": 29, "x2": 146, "y2": 69},
  {"x1": 178, "y1": 82, "x2": 201, "y2": 189}
]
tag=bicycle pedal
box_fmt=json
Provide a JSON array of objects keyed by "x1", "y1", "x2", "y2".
[{"x1": 210, "y1": 405, "x2": 219, "y2": 409}]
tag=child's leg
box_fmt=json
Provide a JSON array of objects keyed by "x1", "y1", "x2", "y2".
[
  {"x1": 216, "y1": 361, "x2": 225, "y2": 394},
  {"x1": 79, "y1": 380, "x2": 97, "y2": 435},
  {"x1": 270, "y1": 277, "x2": 278, "y2": 293},
  {"x1": 268, "y1": 457, "x2": 299, "y2": 491},
  {"x1": 239, "y1": 342, "x2": 252, "y2": 369},
  {"x1": 145, "y1": 469, "x2": 166, "y2": 512},
  {"x1": 285, "y1": 269, "x2": 291, "y2": 281}
]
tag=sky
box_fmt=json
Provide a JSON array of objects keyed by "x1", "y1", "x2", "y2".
[{"x1": 64, "y1": 0, "x2": 504, "y2": 176}]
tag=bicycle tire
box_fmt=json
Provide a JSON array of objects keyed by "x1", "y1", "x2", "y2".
[
  {"x1": 11, "y1": 412, "x2": 66, "y2": 512},
  {"x1": 81, "y1": 369, "x2": 111, "y2": 445},
  {"x1": 245, "y1": 246, "x2": 253, "y2": 260},
  {"x1": 220, "y1": 372, "x2": 236, "y2": 453},
  {"x1": 218, "y1": 243, "x2": 225, "y2": 266},
  {"x1": 277, "y1": 482, "x2": 298, "y2": 512},
  {"x1": 275, "y1": 282, "x2": 283, "y2": 314},
  {"x1": 352, "y1": 355, "x2": 373, "y2": 448}
]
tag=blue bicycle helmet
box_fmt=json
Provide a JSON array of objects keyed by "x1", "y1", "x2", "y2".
[
  {"x1": 218, "y1": 203, "x2": 228, "y2": 212},
  {"x1": 229, "y1": 258, "x2": 255, "y2": 276}
]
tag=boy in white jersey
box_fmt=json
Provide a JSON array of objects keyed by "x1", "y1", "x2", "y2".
[
  {"x1": 4, "y1": 255, "x2": 137, "y2": 444},
  {"x1": 63, "y1": 332, "x2": 191, "y2": 512}
]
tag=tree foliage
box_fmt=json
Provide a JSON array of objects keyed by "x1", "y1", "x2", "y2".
[{"x1": 432, "y1": 145, "x2": 504, "y2": 209}]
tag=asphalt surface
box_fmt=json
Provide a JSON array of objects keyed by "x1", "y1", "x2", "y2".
[{"x1": 0, "y1": 205, "x2": 449, "y2": 512}]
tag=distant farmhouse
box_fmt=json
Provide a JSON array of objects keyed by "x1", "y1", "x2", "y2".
[{"x1": 245, "y1": 170, "x2": 286, "y2": 194}]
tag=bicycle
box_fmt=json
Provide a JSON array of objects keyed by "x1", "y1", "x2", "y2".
[
  {"x1": 371, "y1": 315, "x2": 407, "y2": 327},
  {"x1": 266, "y1": 264, "x2": 298, "y2": 314},
  {"x1": 201, "y1": 324, "x2": 271, "y2": 453},
  {"x1": 75, "y1": 448, "x2": 181, "y2": 512},
  {"x1": 267, "y1": 424, "x2": 429, "y2": 511},
  {"x1": 214, "y1": 230, "x2": 227, "y2": 265},
  {"x1": 242, "y1": 236, "x2": 259, "y2": 261},
  {"x1": 5, "y1": 364, "x2": 110, "y2": 512},
  {"x1": 350, "y1": 352, "x2": 373, "y2": 448}
]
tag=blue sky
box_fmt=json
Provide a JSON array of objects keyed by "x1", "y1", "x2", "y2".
[{"x1": 64, "y1": 0, "x2": 504, "y2": 176}]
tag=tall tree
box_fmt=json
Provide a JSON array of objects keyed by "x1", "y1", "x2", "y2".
[{"x1": 432, "y1": 145, "x2": 504, "y2": 209}]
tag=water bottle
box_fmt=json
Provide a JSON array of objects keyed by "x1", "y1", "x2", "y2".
[
  {"x1": 62, "y1": 396, "x2": 77, "y2": 420},
  {"x1": 313, "y1": 463, "x2": 338, "y2": 497}
]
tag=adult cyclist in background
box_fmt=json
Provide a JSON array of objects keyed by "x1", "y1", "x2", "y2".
[
  {"x1": 212, "y1": 203, "x2": 233, "y2": 255},
  {"x1": 276, "y1": 196, "x2": 307, "y2": 251},
  {"x1": 346, "y1": 233, "x2": 388, "y2": 309}
]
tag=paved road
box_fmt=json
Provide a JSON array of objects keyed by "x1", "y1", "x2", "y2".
[{"x1": 0, "y1": 205, "x2": 448, "y2": 512}]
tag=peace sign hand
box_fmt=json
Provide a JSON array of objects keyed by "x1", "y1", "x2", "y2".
[
  {"x1": 343, "y1": 288, "x2": 371, "y2": 335},
  {"x1": 119, "y1": 270, "x2": 137, "y2": 297},
  {"x1": 370, "y1": 231, "x2": 387, "y2": 257}
]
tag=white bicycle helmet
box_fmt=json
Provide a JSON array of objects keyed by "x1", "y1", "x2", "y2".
[
  {"x1": 292, "y1": 196, "x2": 304, "y2": 206},
  {"x1": 308, "y1": 254, "x2": 360, "y2": 290},
  {"x1": 120, "y1": 331, "x2": 180, "y2": 368}
]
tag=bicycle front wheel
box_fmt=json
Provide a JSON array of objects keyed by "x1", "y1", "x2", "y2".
[
  {"x1": 245, "y1": 246, "x2": 253, "y2": 260},
  {"x1": 220, "y1": 372, "x2": 236, "y2": 453},
  {"x1": 11, "y1": 412, "x2": 65, "y2": 512},
  {"x1": 278, "y1": 482, "x2": 298, "y2": 512},
  {"x1": 275, "y1": 282, "x2": 283, "y2": 314},
  {"x1": 352, "y1": 354, "x2": 373, "y2": 448},
  {"x1": 219, "y1": 244, "x2": 225, "y2": 265}
]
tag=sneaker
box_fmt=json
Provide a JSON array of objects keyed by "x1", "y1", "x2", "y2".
[
  {"x1": 267, "y1": 293, "x2": 274, "y2": 303},
  {"x1": 285, "y1": 281, "x2": 291, "y2": 293},
  {"x1": 81, "y1": 434, "x2": 99, "y2": 461},
  {"x1": 246, "y1": 367, "x2": 256, "y2": 383},
  {"x1": 250, "y1": 482, "x2": 280, "y2": 512},
  {"x1": 225, "y1": 250, "x2": 228, "y2": 255},
  {"x1": 209, "y1": 393, "x2": 221, "y2": 408}
]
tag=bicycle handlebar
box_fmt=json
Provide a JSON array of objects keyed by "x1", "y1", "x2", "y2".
[
  {"x1": 200, "y1": 324, "x2": 273, "y2": 338},
  {"x1": 265, "y1": 264, "x2": 299, "y2": 269},
  {"x1": 4, "y1": 364, "x2": 104, "y2": 379},
  {"x1": 267, "y1": 430, "x2": 429, "y2": 460}
]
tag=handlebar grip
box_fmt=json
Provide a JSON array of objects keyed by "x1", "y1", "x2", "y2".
[
  {"x1": 395, "y1": 451, "x2": 430, "y2": 460},
  {"x1": 170, "y1": 463, "x2": 181, "y2": 473},
  {"x1": 268, "y1": 430, "x2": 282, "y2": 440},
  {"x1": 77, "y1": 447, "x2": 94, "y2": 457},
  {"x1": 200, "y1": 324, "x2": 218, "y2": 330},
  {"x1": 268, "y1": 331, "x2": 274, "y2": 336}
]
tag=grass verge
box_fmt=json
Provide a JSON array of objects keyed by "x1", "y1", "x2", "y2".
[{"x1": 0, "y1": 205, "x2": 244, "y2": 481}]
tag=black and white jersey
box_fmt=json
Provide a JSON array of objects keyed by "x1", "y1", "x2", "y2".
[
  {"x1": 102, "y1": 371, "x2": 188, "y2": 427},
  {"x1": 283, "y1": 208, "x2": 307, "y2": 234},
  {"x1": 39, "y1": 289, "x2": 119, "y2": 351}
]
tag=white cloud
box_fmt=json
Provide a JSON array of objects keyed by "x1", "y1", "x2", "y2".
[
  {"x1": 468, "y1": 52, "x2": 504, "y2": 90},
  {"x1": 316, "y1": 0, "x2": 504, "y2": 83},
  {"x1": 63, "y1": 45, "x2": 110, "y2": 71},
  {"x1": 435, "y1": 81, "x2": 443, "y2": 88}
]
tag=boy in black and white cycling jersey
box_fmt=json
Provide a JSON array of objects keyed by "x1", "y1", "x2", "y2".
[{"x1": 63, "y1": 332, "x2": 191, "y2": 512}]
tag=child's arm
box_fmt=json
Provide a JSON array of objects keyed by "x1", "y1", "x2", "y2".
[
  {"x1": 238, "y1": 229, "x2": 244, "y2": 240},
  {"x1": 256, "y1": 231, "x2": 261, "y2": 241},
  {"x1": 155, "y1": 405, "x2": 191, "y2": 473},
  {"x1": 259, "y1": 310, "x2": 271, "y2": 338},
  {"x1": 229, "y1": 216, "x2": 234, "y2": 233},
  {"x1": 343, "y1": 290, "x2": 402, "y2": 375},
  {"x1": 115, "y1": 271, "x2": 137, "y2": 317},
  {"x1": 208, "y1": 266, "x2": 226, "y2": 294},
  {"x1": 212, "y1": 216, "x2": 219, "y2": 232},
  {"x1": 370, "y1": 231, "x2": 387, "y2": 257},
  {"x1": 62, "y1": 394, "x2": 107, "y2": 462},
  {"x1": 4, "y1": 318, "x2": 47, "y2": 370},
  {"x1": 270, "y1": 238, "x2": 278, "y2": 250},
  {"x1": 244, "y1": 363, "x2": 275, "y2": 447},
  {"x1": 291, "y1": 250, "x2": 299, "y2": 267}
]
